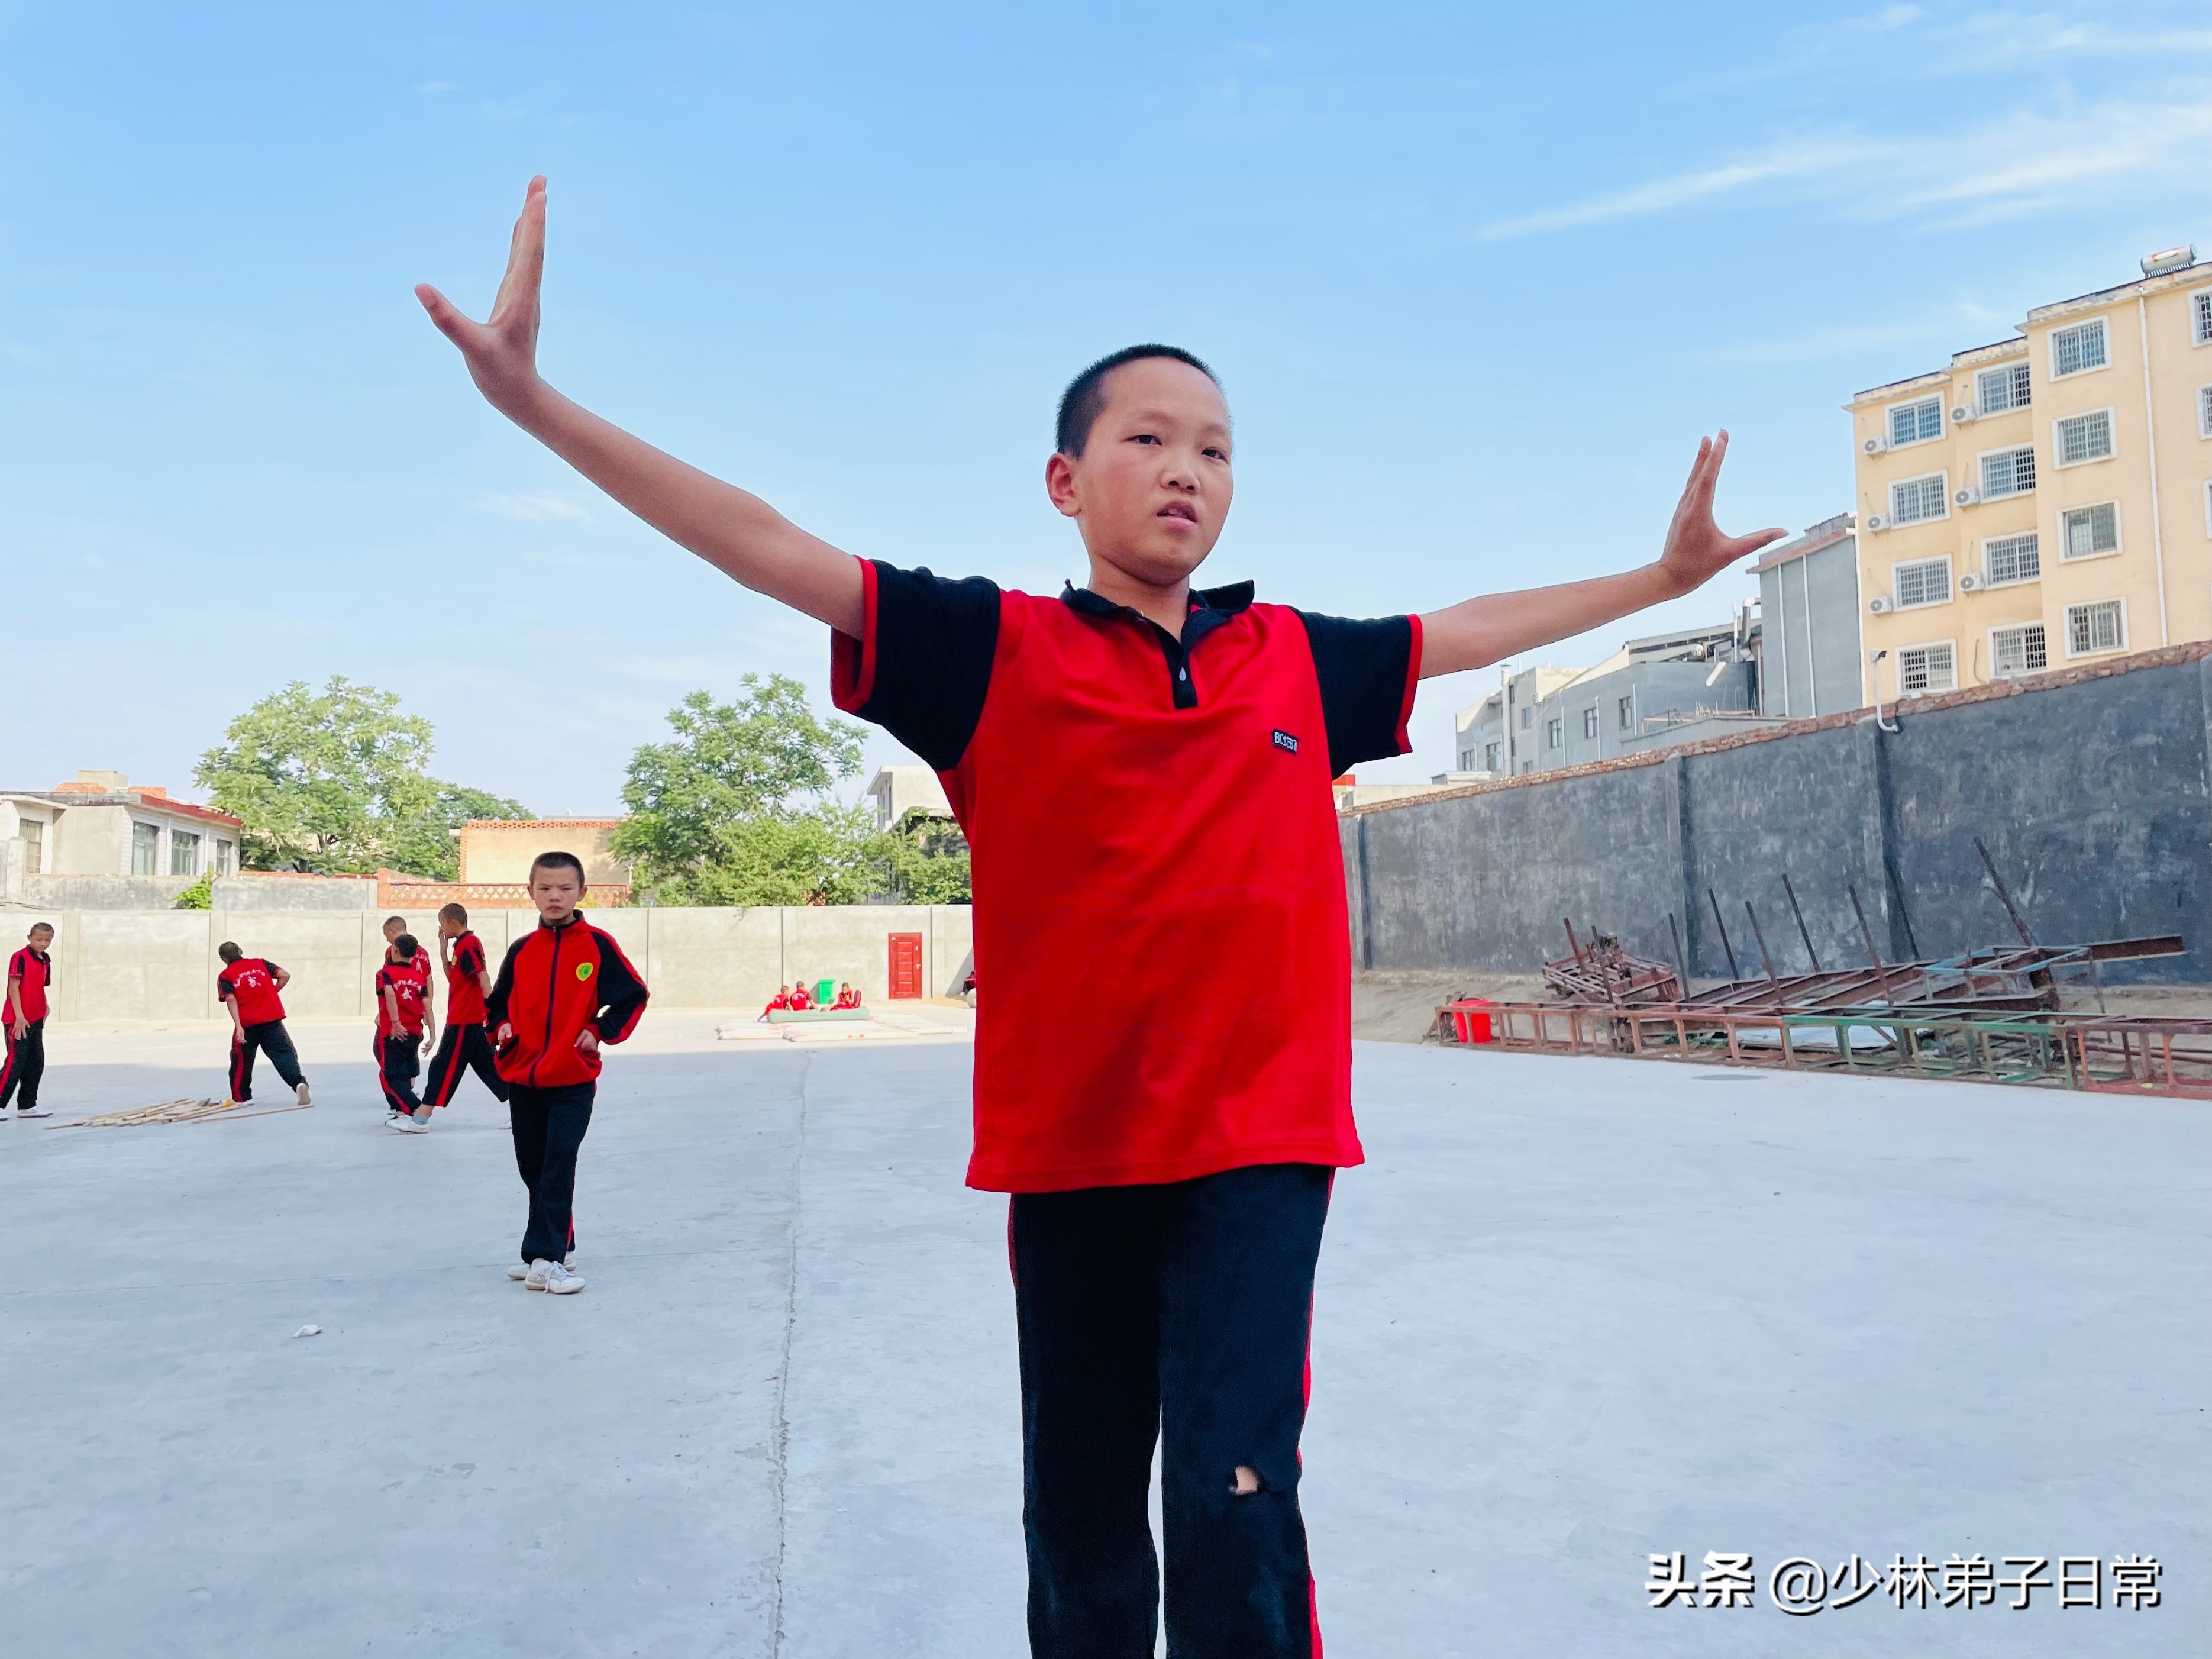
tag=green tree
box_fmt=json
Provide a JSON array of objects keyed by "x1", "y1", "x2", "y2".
[
  {"x1": 613, "y1": 679, "x2": 870, "y2": 903},
  {"x1": 876, "y1": 811, "x2": 973, "y2": 905},
  {"x1": 195, "y1": 676, "x2": 531, "y2": 878}
]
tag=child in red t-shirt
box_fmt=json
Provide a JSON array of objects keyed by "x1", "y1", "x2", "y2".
[
  {"x1": 422, "y1": 179, "x2": 1779, "y2": 1655},
  {"x1": 378, "y1": 934, "x2": 433, "y2": 1131},
  {"x1": 217, "y1": 942, "x2": 311, "y2": 1108},
  {"x1": 4, "y1": 922, "x2": 56, "y2": 1119},
  {"x1": 419, "y1": 902, "x2": 509, "y2": 1121}
]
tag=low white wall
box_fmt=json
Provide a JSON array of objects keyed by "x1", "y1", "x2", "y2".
[{"x1": 8, "y1": 905, "x2": 973, "y2": 1024}]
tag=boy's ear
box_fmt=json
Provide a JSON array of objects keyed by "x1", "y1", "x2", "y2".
[{"x1": 1044, "y1": 453, "x2": 1083, "y2": 520}]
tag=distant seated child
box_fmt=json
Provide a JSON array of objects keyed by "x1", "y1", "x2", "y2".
[
  {"x1": 759, "y1": 984, "x2": 793, "y2": 1022},
  {"x1": 789, "y1": 982, "x2": 814, "y2": 1012},
  {"x1": 833, "y1": 982, "x2": 861, "y2": 1009}
]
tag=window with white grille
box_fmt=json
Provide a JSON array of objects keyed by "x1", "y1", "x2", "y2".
[
  {"x1": 2051, "y1": 318, "x2": 2108, "y2": 377},
  {"x1": 2066, "y1": 599, "x2": 2125, "y2": 656},
  {"x1": 2199, "y1": 384, "x2": 2212, "y2": 438},
  {"x1": 1893, "y1": 556, "x2": 1952, "y2": 609},
  {"x1": 1888, "y1": 396, "x2": 1942, "y2": 447},
  {"x1": 1979, "y1": 445, "x2": 2035, "y2": 498},
  {"x1": 1898, "y1": 643, "x2": 1955, "y2": 693},
  {"x1": 1890, "y1": 473, "x2": 1948, "y2": 525},
  {"x1": 2055, "y1": 409, "x2": 2114, "y2": 466},
  {"x1": 1545, "y1": 716, "x2": 1562, "y2": 750},
  {"x1": 1616, "y1": 694, "x2": 1633, "y2": 731},
  {"x1": 1983, "y1": 532, "x2": 2040, "y2": 585},
  {"x1": 2195, "y1": 289, "x2": 2212, "y2": 347},
  {"x1": 2061, "y1": 502, "x2": 2120, "y2": 559},
  {"x1": 1581, "y1": 706, "x2": 1599, "y2": 740},
  {"x1": 1991, "y1": 622, "x2": 2048, "y2": 676},
  {"x1": 1977, "y1": 360, "x2": 2032, "y2": 415}
]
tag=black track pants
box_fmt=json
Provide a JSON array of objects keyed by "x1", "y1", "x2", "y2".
[
  {"x1": 379, "y1": 1035, "x2": 424, "y2": 1113},
  {"x1": 1010, "y1": 1162, "x2": 1333, "y2": 1659},
  {"x1": 424, "y1": 1022, "x2": 509, "y2": 1107},
  {"x1": 1, "y1": 1018, "x2": 45, "y2": 1111},
  {"x1": 509, "y1": 1081, "x2": 593, "y2": 1264},
  {"x1": 228, "y1": 1020, "x2": 305, "y2": 1102}
]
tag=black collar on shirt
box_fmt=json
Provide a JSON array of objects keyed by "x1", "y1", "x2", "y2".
[
  {"x1": 1061, "y1": 580, "x2": 1256, "y2": 710},
  {"x1": 536, "y1": 912, "x2": 584, "y2": 931}
]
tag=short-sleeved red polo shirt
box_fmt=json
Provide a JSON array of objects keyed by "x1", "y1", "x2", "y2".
[
  {"x1": 217, "y1": 957, "x2": 286, "y2": 1026},
  {"x1": 833, "y1": 559, "x2": 1418, "y2": 1193},
  {"x1": 376, "y1": 961, "x2": 428, "y2": 1038},
  {"x1": 8, "y1": 947, "x2": 53, "y2": 1024},
  {"x1": 444, "y1": 931, "x2": 490, "y2": 1025}
]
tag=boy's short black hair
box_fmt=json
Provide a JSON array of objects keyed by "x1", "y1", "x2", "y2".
[
  {"x1": 218, "y1": 941, "x2": 243, "y2": 963},
  {"x1": 382, "y1": 914, "x2": 406, "y2": 934},
  {"x1": 530, "y1": 850, "x2": 587, "y2": 885},
  {"x1": 438, "y1": 902, "x2": 469, "y2": 924},
  {"x1": 27, "y1": 922, "x2": 53, "y2": 937},
  {"x1": 393, "y1": 934, "x2": 419, "y2": 961},
  {"x1": 1055, "y1": 344, "x2": 1222, "y2": 459}
]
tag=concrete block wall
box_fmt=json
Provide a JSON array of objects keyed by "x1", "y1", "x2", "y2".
[
  {"x1": 12, "y1": 905, "x2": 973, "y2": 1025},
  {"x1": 1344, "y1": 645, "x2": 2212, "y2": 985}
]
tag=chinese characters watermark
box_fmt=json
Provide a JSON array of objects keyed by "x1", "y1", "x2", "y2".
[{"x1": 1646, "y1": 1551, "x2": 2162, "y2": 1613}]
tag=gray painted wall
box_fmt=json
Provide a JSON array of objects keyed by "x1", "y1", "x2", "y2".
[{"x1": 1346, "y1": 650, "x2": 2212, "y2": 985}]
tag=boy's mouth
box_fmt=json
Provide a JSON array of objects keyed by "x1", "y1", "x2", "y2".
[{"x1": 1157, "y1": 502, "x2": 1199, "y2": 525}]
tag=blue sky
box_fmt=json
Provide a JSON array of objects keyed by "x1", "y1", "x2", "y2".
[{"x1": 6, "y1": 2, "x2": 2210, "y2": 811}]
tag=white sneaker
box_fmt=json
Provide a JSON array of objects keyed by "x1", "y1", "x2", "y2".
[
  {"x1": 385, "y1": 1113, "x2": 427, "y2": 1134},
  {"x1": 524, "y1": 1258, "x2": 553, "y2": 1290},
  {"x1": 506, "y1": 1261, "x2": 530, "y2": 1281},
  {"x1": 296, "y1": 1082, "x2": 312, "y2": 1106},
  {"x1": 15, "y1": 1105, "x2": 50, "y2": 1119},
  {"x1": 542, "y1": 1260, "x2": 585, "y2": 1295}
]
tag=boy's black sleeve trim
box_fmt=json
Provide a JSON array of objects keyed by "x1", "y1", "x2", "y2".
[
  {"x1": 589, "y1": 928, "x2": 650, "y2": 1042},
  {"x1": 486, "y1": 938, "x2": 525, "y2": 1025},
  {"x1": 1292, "y1": 611, "x2": 1420, "y2": 778},
  {"x1": 831, "y1": 560, "x2": 1002, "y2": 773}
]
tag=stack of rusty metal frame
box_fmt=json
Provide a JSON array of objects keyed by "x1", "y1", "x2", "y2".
[{"x1": 1436, "y1": 843, "x2": 2207, "y2": 1098}]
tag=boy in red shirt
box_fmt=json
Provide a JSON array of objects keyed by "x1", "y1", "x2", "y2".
[
  {"x1": 377, "y1": 934, "x2": 434, "y2": 1131},
  {"x1": 4, "y1": 922, "x2": 56, "y2": 1119},
  {"x1": 216, "y1": 942, "x2": 312, "y2": 1108},
  {"x1": 485, "y1": 851, "x2": 648, "y2": 1295},
  {"x1": 418, "y1": 902, "x2": 508, "y2": 1121},
  {"x1": 422, "y1": 179, "x2": 1778, "y2": 1654},
  {"x1": 787, "y1": 980, "x2": 813, "y2": 1012}
]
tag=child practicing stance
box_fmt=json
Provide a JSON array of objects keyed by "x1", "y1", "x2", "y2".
[
  {"x1": 4, "y1": 922, "x2": 56, "y2": 1119},
  {"x1": 485, "y1": 851, "x2": 648, "y2": 1295},
  {"x1": 421, "y1": 178, "x2": 1780, "y2": 1654},
  {"x1": 377, "y1": 934, "x2": 434, "y2": 1131},
  {"x1": 216, "y1": 943, "x2": 312, "y2": 1109},
  {"x1": 418, "y1": 902, "x2": 509, "y2": 1121}
]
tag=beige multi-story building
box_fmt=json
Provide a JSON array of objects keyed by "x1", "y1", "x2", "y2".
[{"x1": 1849, "y1": 245, "x2": 2212, "y2": 702}]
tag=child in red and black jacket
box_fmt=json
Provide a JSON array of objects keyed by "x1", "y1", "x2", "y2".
[{"x1": 485, "y1": 850, "x2": 647, "y2": 1296}]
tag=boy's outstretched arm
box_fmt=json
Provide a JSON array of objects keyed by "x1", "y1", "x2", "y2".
[
  {"x1": 1417, "y1": 433, "x2": 1784, "y2": 679},
  {"x1": 415, "y1": 177, "x2": 864, "y2": 637}
]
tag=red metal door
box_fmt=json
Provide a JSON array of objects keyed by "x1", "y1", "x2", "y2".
[{"x1": 888, "y1": 932, "x2": 923, "y2": 999}]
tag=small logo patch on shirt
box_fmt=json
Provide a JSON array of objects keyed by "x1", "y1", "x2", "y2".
[
  {"x1": 1271, "y1": 730, "x2": 1299, "y2": 754},
  {"x1": 576, "y1": 961, "x2": 595, "y2": 982}
]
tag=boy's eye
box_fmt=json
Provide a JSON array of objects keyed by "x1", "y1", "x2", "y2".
[
  {"x1": 1129, "y1": 432, "x2": 1161, "y2": 445},
  {"x1": 1203, "y1": 447, "x2": 1228, "y2": 461}
]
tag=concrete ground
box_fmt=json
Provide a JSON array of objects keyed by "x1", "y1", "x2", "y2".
[{"x1": 2, "y1": 1015, "x2": 2204, "y2": 1657}]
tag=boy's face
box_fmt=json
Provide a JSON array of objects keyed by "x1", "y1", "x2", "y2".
[
  {"x1": 1046, "y1": 358, "x2": 1233, "y2": 590},
  {"x1": 383, "y1": 919, "x2": 405, "y2": 943},
  {"x1": 440, "y1": 914, "x2": 464, "y2": 939},
  {"x1": 529, "y1": 866, "x2": 583, "y2": 924},
  {"x1": 28, "y1": 927, "x2": 53, "y2": 953}
]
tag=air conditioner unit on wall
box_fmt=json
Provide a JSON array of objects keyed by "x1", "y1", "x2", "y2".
[
  {"x1": 1864, "y1": 436, "x2": 1887, "y2": 455},
  {"x1": 1868, "y1": 595, "x2": 1894, "y2": 614},
  {"x1": 1952, "y1": 405, "x2": 1975, "y2": 423},
  {"x1": 1959, "y1": 572, "x2": 1986, "y2": 592},
  {"x1": 1955, "y1": 486, "x2": 1981, "y2": 506},
  {"x1": 1865, "y1": 513, "x2": 1888, "y2": 531}
]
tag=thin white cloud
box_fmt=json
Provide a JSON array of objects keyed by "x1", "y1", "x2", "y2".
[
  {"x1": 1477, "y1": 89, "x2": 2212, "y2": 241},
  {"x1": 1476, "y1": 143, "x2": 1884, "y2": 240},
  {"x1": 466, "y1": 489, "x2": 591, "y2": 524},
  {"x1": 414, "y1": 81, "x2": 458, "y2": 95}
]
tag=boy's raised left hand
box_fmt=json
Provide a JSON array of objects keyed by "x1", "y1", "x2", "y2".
[{"x1": 1655, "y1": 431, "x2": 1785, "y2": 598}]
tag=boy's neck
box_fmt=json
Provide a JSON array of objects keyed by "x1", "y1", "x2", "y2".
[{"x1": 1085, "y1": 556, "x2": 1191, "y2": 637}]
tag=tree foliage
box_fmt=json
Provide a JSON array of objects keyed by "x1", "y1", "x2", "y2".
[
  {"x1": 194, "y1": 676, "x2": 531, "y2": 879},
  {"x1": 614, "y1": 678, "x2": 970, "y2": 906}
]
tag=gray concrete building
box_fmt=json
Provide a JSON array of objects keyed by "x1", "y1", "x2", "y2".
[
  {"x1": 1454, "y1": 615, "x2": 1765, "y2": 777},
  {"x1": 2, "y1": 771, "x2": 242, "y2": 905},
  {"x1": 1752, "y1": 513, "x2": 1865, "y2": 718}
]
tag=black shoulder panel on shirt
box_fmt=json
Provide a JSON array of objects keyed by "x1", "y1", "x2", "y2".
[
  {"x1": 860, "y1": 563, "x2": 1002, "y2": 774},
  {"x1": 1291, "y1": 611, "x2": 1416, "y2": 778}
]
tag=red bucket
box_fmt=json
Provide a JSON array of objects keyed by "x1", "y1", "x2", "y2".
[{"x1": 1446, "y1": 999, "x2": 1495, "y2": 1044}]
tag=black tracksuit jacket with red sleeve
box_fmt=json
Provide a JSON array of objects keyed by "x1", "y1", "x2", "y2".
[{"x1": 485, "y1": 915, "x2": 649, "y2": 1089}]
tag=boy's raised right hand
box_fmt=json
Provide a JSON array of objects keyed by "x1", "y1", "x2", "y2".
[{"x1": 414, "y1": 177, "x2": 865, "y2": 636}]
